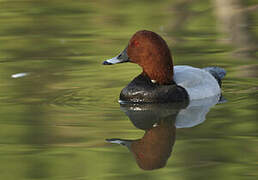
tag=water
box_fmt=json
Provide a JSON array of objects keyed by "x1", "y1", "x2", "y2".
[{"x1": 0, "y1": 0, "x2": 257, "y2": 179}]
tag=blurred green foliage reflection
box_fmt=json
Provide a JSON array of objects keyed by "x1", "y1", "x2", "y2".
[{"x1": 0, "y1": 0, "x2": 257, "y2": 179}]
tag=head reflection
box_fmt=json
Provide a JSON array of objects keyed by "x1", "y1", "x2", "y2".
[{"x1": 107, "y1": 95, "x2": 222, "y2": 170}]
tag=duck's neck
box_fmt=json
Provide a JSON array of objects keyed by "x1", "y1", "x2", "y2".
[{"x1": 142, "y1": 64, "x2": 174, "y2": 85}]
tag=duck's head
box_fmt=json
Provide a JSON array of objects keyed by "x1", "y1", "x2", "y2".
[{"x1": 103, "y1": 30, "x2": 174, "y2": 85}]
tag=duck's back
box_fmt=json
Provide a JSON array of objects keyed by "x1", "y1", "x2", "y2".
[{"x1": 174, "y1": 66, "x2": 224, "y2": 100}]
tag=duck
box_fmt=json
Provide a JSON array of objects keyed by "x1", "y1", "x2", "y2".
[{"x1": 103, "y1": 30, "x2": 226, "y2": 103}]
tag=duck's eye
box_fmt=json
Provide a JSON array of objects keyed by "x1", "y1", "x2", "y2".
[{"x1": 131, "y1": 40, "x2": 140, "y2": 47}]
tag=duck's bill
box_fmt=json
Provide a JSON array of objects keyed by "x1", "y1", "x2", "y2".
[
  {"x1": 102, "y1": 46, "x2": 130, "y2": 65},
  {"x1": 106, "y1": 138, "x2": 132, "y2": 148}
]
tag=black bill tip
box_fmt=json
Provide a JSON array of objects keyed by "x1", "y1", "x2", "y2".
[{"x1": 102, "y1": 61, "x2": 113, "y2": 65}]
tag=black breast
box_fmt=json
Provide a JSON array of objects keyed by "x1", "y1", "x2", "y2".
[{"x1": 120, "y1": 74, "x2": 189, "y2": 103}]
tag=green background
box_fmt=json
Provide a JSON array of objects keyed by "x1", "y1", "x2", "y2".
[{"x1": 0, "y1": 0, "x2": 257, "y2": 179}]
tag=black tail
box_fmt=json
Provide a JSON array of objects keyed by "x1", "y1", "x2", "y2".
[{"x1": 203, "y1": 67, "x2": 226, "y2": 87}]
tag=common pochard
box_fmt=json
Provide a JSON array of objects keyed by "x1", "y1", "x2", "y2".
[{"x1": 103, "y1": 30, "x2": 226, "y2": 103}]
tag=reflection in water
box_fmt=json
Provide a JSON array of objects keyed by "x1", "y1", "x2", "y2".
[{"x1": 107, "y1": 94, "x2": 222, "y2": 170}]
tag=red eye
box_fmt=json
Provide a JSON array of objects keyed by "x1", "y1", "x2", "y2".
[{"x1": 132, "y1": 40, "x2": 140, "y2": 47}]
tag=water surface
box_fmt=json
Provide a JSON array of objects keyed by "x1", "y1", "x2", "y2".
[{"x1": 0, "y1": 0, "x2": 257, "y2": 179}]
